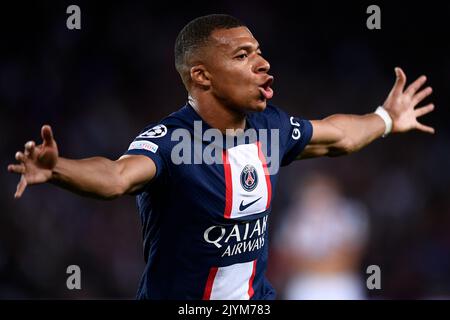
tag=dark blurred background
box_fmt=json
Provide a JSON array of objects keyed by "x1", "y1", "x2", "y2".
[{"x1": 0, "y1": 0, "x2": 449, "y2": 299}]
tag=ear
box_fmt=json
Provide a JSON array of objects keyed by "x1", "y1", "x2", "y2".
[{"x1": 190, "y1": 65, "x2": 211, "y2": 88}]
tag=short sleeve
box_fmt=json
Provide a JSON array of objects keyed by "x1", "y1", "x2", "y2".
[
  {"x1": 123, "y1": 123, "x2": 171, "y2": 179},
  {"x1": 276, "y1": 108, "x2": 313, "y2": 166}
]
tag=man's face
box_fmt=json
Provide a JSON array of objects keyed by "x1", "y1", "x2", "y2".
[{"x1": 203, "y1": 26, "x2": 273, "y2": 113}]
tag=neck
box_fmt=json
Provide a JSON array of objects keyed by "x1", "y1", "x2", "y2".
[{"x1": 188, "y1": 94, "x2": 246, "y2": 133}]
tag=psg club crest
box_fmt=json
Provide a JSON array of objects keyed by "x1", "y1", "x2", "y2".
[
  {"x1": 240, "y1": 164, "x2": 258, "y2": 192},
  {"x1": 138, "y1": 124, "x2": 167, "y2": 138}
]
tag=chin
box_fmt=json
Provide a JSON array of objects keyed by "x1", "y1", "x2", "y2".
[
  {"x1": 252, "y1": 100, "x2": 268, "y2": 112},
  {"x1": 232, "y1": 97, "x2": 267, "y2": 113}
]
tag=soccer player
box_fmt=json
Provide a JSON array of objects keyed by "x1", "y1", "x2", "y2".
[{"x1": 7, "y1": 14, "x2": 435, "y2": 299}]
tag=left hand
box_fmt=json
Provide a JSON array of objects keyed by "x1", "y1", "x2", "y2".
[{"x1": 383, "y1": 67, "x2": 435, "y2": 134}]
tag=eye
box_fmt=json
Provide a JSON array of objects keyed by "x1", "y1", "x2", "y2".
[{"x1": 235, "y1": 53, "x2": 248, "y2": 60}]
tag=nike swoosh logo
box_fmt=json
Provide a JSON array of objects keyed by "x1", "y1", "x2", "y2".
[{"x1": 239, "y1": 197, "x2": 262, "y2": 211}]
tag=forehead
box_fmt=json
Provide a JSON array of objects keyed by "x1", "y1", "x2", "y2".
[{"x1": 209, "y1": 26, "x2": 259, "y2": 51}]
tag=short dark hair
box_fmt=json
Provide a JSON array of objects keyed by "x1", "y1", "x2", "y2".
[{"x1": 174, "y1": 14, "x2": 245, "y2": 89}]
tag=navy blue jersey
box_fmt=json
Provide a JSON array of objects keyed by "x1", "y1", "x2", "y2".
[{"x1": 124, "y1": 102, "x2": 313, "y2": 299}]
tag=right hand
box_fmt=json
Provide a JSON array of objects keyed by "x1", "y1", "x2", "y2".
[{"x1": 7, "y1": 125, "x2": 59, "y2": 198}]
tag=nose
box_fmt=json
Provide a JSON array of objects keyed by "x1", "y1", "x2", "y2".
[{"x1": 255, "y1": 55, "x2": 270, "y2": 74}]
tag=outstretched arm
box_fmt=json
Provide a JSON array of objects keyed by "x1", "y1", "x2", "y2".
[
  {"x1": 7, "y1": 125, "x2": 156, "y2": 199},
  {"x1": 298, "y1": 67, "x2": 435, "y2": 159}
]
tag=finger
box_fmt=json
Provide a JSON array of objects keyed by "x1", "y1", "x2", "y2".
[
  {"x1": 41, "y1": 125, "x2": 54, "y2": 146},
  {"x1": 393, "y1": 67, "x2": 407, "y2": 94},
  {"x1": 14, "y1": 176, "x2": 28, "y2": 199},
  {"x1": 7, "y1": 163, "x2": 25, "y2": 174},
  {"x1": 15, "y1": 151, "x2": 25, "y2": 162},
  {"x1": 405, "y1": 75, "x2": 427, "y2": 96},
  {"x1": 24, "y1": 141, "x2": 36, "y2": 158},
  {"x1": 416, "y1": 122, "x2": 435, "y2": 134},
  {"x1": 415, "y1": 103, "x2": 435, "y2": 118},
  {"x1": 412, "y1": 87, "x2": 433, "y2": 106}
]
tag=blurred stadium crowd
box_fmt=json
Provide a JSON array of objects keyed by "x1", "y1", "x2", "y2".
[{"x1": 1, "y1": 1, "x2": 449, "y2": 299}]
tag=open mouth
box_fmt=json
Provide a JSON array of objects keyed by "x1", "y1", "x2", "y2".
[{"x1": 259, "y1": 77, "x2": 274, "y2": 100}]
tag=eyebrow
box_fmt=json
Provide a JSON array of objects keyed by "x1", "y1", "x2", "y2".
[{"x1": 231, "y1": 44, "x2": 260, "y2": 55}]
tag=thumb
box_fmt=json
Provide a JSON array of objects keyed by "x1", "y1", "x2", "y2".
[
  {"x1": 393, "y1": 67, "x2": 406, "y2": 94},
  {"x1": 41, "y1": 125, "x2": 54, "y2": 146}
]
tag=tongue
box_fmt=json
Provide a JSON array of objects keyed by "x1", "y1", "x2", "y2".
[{"x1": 260, "y1": 86, "x2": 274, "y2": 100}]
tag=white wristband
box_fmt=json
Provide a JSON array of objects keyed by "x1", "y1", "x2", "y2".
[{"x1": 374, "y1": 106, "x2": 393, "y2": 138}]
